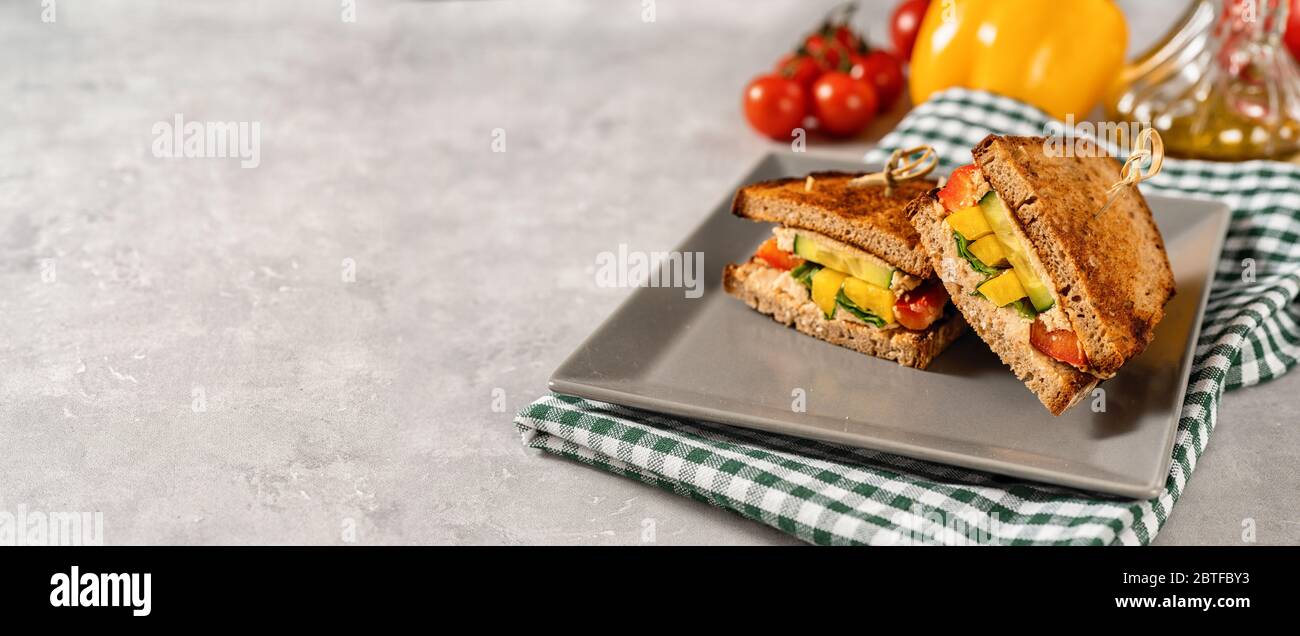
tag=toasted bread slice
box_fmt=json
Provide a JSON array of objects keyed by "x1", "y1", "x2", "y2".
[
  {"x1": 723, "y1": 260, "x2": 966, "y2": 369},
  {"x1": 906, "y1": 192, "x2": 1098, "y2": 413},
  {"x1": 971, "y1": 135, "x2": 1175, "y2": 376},
  {"x1": 731, "y1": 172, "x2": 937, "y2": 278}
]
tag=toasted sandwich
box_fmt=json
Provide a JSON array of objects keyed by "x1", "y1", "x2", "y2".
[
  {"x1": 724, "y1": 172, "x2": 967, "y2": 369},
  {"x1": 906, "y1": 135, "x2": 1175, "y2": 414}
]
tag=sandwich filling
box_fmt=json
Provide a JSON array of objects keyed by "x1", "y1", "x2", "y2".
[
  {"x1": 749, "y1": 227, "x2": 949, "y2": 331},
  {"x1": 937, "y1": 164, "x2": 1094, "y2": 374}
]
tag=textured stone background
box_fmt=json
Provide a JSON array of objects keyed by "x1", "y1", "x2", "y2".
[{"x1": 0, "y1": 0, "x2": 1294, "y2": 545}]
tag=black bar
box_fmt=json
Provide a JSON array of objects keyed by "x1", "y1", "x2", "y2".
[{"x1": 2, "y1": 547, "x2": 1292, "y2": 621}]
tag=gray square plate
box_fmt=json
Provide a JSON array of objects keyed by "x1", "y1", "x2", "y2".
[{"x1": 551, "y1": 152, "x2": 1230, "y2": 499}]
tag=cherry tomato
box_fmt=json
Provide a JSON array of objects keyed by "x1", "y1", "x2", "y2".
[
  {"x1": 832, "y1": 24, "x2": 861, "y2": 53},
  {"x1": 937, "y1": 164, "x2": 980, "y2": 211},
  {"x1": 811, "y1": 72, "x2": 877, "y2": 137},
  {"x1": 1030, "y1": 318, "x2": 1089, "y2": 368},
  {"x1": 804, "y1": 33, "x2": 844, "y2": 71},
  {"x1": 890, "y1": 0, "x2": 930, "y2": 61},
  {"x1": 894, "y1": 280, "x2": 949, "y2": 330},
  {"x1": 743, "y1": 74, "x2": 808, "y2": 140},
  {"x1": 1286, "y1": 0, "x2": 1300, "y2": 63},
  {"x1": 851, "y1": 50, "x2": 905, "y2": 113},
  {"x1": 754, "y1": 238, "x2": 804, "y2": 271},
  {"x1": 775, "y1": 53, "x2": 821, "y2": 93}
]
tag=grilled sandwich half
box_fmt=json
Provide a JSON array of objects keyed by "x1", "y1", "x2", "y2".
[
  {"x1": 906, "y1": 135, "x2": 1176, "y2": 414},
  {"x1": 724, "y1": 172, "x2": 967, "y2": 369}
]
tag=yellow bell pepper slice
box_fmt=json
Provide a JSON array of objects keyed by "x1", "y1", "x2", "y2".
[
  {"x1": 968, "y1": 235, "x2": 1009, "y2": 267},
  {"x1": 811, "y1": 267, "x2": 848, "y2": 319},
  {"x1": 978, "y1": 270, "x2": 1028, "y2": 307},
  {"x1": 841, "y1": 277, "x2": 897, "y2": 325},
  {"x1": 945, "y1": 205, "x2": 993, "y2": 241}
]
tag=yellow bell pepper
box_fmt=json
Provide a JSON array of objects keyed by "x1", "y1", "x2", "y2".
[{"x1": 908, "y1": 0, "x2": 1127, "y2": 120}]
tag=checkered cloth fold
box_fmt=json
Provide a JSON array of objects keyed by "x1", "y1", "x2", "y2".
[{"x1": 515, "y1": 89, "x2": 1300, "y2": 545}]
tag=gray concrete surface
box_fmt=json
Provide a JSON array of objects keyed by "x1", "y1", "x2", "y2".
[{"x1": 0, "y1": 0, "x2": 1293, "y2": 546}]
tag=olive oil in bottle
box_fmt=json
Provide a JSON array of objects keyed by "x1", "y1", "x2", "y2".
[{"x1": 1108, "y1": 0, "x2": 1300, "y2": 161}]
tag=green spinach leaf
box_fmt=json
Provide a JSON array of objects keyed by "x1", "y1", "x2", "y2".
[
  {"x1": 835, "y1": 290, "x2": 888, "y2": 328},
  {"x1": 790, "y1": 261, "x2": 822, "y2": 289},
  {"x1": 1008, "y1": 298, "x2": 1039, "y2": 320}
]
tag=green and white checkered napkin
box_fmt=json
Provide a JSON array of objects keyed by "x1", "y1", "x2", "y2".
[{"x1": 515, "y1": 89, "x2": 1300, "y2": 545}]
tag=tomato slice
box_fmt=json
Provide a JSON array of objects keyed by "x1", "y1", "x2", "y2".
[
  {"x1": 754, "y1": 237, "x2": 803, "y2": 270},
  {"x1": 893, "y1": 280, "x2": 949, "y2": 331},
  {"x1": 1029, "y1": 318, "x2": 1088, "y2": 367},
  {"x1": 937, "y1": 164, "x2": 980, "y2": 211}
]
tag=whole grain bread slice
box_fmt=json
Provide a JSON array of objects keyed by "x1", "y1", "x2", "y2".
[
  {"x1": 731, "y1": 172, "x2": 937, "y2": 278},
  {"x1": 906, "y1": 192, "x2": 1099, "y2": 414},
  {"x1": 723, "y1": 260, "x2": 966, "y2": 369},
  {"x1": 971, "y1": 135, "x2": 1175, "y2": 376}
]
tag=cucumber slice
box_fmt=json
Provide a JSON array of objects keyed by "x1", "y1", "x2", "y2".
[
  {"x1": 793, "y1": 234, "x2": 894, "y2": 289},
  {"x1": 978, "y1": 192, "x2": 1055, "y2": 312}
]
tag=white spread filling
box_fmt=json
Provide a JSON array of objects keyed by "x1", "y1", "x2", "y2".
[
  {"x1": 771, "y1": 265, "x2": 808, "y2": 299},
  {"x1": 1036, "y1": 305, "x2": 1072, "y2": 332}
]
